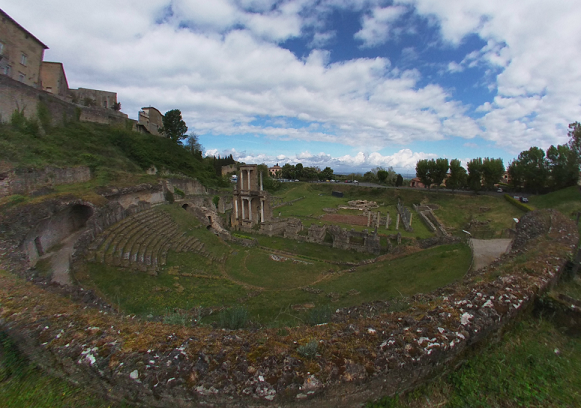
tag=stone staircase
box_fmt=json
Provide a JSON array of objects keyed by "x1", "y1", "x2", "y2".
[{"x1": 86, "y1": 208, "x2": 219, "y2": 274}]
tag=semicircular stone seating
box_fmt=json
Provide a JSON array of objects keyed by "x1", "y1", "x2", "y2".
[{"x1": 86, "y1": 208, "x2": 212, "y2": 275}]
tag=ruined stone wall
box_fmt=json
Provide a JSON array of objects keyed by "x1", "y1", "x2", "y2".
[
  {"x1": 0, "y1": 75, "x2": 128, "y2": 126},
  {"x1": 0, "y1": 163, "x2": 91, "y2": 197},
  {"x1": 0, "y1": 210, "x2": 576, "y2": 407},
  {"x1": 166, "y1": 178, "x2": 207, "y2": 196}
]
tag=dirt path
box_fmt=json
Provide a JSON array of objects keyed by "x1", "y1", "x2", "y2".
[
  {"x1": 43, "y1": 229, "x2": 87, "y2": 285},
  {"x1": 470, "y1": 238, "x2": 512, "y2": 271}
]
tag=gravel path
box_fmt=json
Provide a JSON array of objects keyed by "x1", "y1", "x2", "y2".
[{"x1": 470, "y1": 238, "x2": 512, "y2": 271}]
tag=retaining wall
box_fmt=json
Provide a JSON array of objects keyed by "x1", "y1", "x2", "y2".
[{"x1": 0, "y1": 163, "x2": 91, "y2": 198}]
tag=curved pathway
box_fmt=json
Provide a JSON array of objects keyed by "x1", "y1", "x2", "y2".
[{"x1": 470, "y1": 238, "x2": 512, "y2": 271}]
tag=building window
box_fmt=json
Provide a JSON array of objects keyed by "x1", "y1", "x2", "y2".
[
  {"x1": 0, "y1": 42, "x2": 4, "y2": 55},
  {"x1": 20, "y1": 53, "x2": 27, "y2": 66},
  {"x1": 18, "y1": 72, "x2": 25, "y2": 82},
  {"x1": 103, "y1": 100, "x2": 108, "y2": 108},
  {"x1": 3, "y1": 65, "x2": 10, "y2": 76}
]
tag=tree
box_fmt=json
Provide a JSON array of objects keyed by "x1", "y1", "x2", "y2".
[
  {"x1": 377, "y1": 169, "x2": 389, "y2": 183},
  {"x1": 467, "y1": 158, "x2": 484, "y2": 193},
  {"x1": 281, "y1": 164, "x2": 295, "y2": 179},
  {"x1": 546, "y1": 144, "x2": 578, "y2": 190},
  {"x1": 319, "y1": 166, "x2": 334, "y2": 180},
  {"x1": 395, "y1": 174, "x2": 403, "y2": 187},
  {"x1": 161, "y1": 109, "x2": 188, "y2": 144},
  {"x1": 184, "y1": 133, "x2": 203, "y2": 158},
  {"x1": 111, "y1": 102, "x2": 122, "y2": 111},
  {"x1": 510, "y1": 147, "x2": 548, "y2": 194},
  {"x1": 567, "y1": 121, "x2": 581, "y2": 159},
  {"x1": 481, "y1": 158, "x2": 505, "y2": 191},
  {"x1": 446, "y1": 159, "x2": 467, "y2": 191},
  {"x1": 415, "y1": 159, "x2": 433, "y2": 188},
  {"x1": 432, "y1": 158, "x2": 449, "y2": 189}
]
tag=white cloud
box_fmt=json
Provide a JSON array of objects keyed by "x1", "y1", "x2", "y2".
[
  {"x1": 208, "y1": 148, "x2": 434, "y2": 172},
  {"x1": 355, "y1": 6, "x2": 408, "y2": 47},
  {"x1": 3, "y1": 0, "x2": 580, "y2": 162},
  {"x1": 401, "y1": 0, "x2": 581, "y2": 151}
]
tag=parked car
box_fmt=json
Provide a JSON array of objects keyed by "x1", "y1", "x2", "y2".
[
  {"x1": 520, "y1": 197, "x2": 529, "y2": 203},
  {"x1": 497, "y1": 188, "x2": 503, "y2": 193}
]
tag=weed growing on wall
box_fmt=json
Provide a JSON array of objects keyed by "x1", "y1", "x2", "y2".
[
  {"x1": 297, "y1": 339, "x2": 318, "y2": 359},
  {"x1": 219, "y1": 307, "x2": 249, "y2": 330},
  {"x1": 306, "y1": 305, "x2": 332, "y2": 325}
]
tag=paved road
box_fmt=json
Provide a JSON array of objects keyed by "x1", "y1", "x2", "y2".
[{"x1": 324, "y1": 181, "x2": 531, "y2": 199}]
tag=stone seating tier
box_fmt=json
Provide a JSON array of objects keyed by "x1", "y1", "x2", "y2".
[{"x1": 87, "y1": 209, "x2": 215, "y2": 272}]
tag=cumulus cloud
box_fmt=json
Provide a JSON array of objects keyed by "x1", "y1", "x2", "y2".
[
  {"x1": 355, "y1": 5, "x2": 408, "y2": 47},
  {"x1": 3, "y1": 0, "x2": 580, "y2": 162},
  {"x1": 401, "y1": 0, "x2": 581, "y2": 150},
  {"x1": 208, "y1": 148, "x2": 435, "y2": 172}
]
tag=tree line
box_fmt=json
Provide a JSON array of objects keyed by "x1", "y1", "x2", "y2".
[
  {"x1": 507, "y1": 122, "x2": 580, "y2": 194},
  {"x1": 415, "y1": 122, "x2": 580, "y2": 194}
]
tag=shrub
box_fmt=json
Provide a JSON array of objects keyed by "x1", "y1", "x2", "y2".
[
  {"x1": 212, "y1": 195, "x2": 220, "y2": 208},
  {"x1": 37, "y1": 101, "x2": 51, "y2": 130},
  {"x1": 504, "y1": 194, "x2": 534, "y2": 212},
  {"x1": 165, "y1": 190, "x2": 175, "y2": 204},
  {"x1": 297, "y1": 339, "x2": 318, "y2": 359},
  {"x1": 219, "y1": 306, "x2": 249, "y2": 330},
  {"x1": 174, "y1": 187, "x2": 185, "y2": 198},
  {"x1": 0, "y1": 331, "x2": 28, "y2": 380},
  {"x1": 162, "y1": 309, "x2": 191, "y2": 326},
  {"x1": 306, "y1": 305, "x2": 332, "y2": 325}
]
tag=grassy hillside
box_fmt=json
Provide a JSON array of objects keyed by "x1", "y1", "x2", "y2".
[{"x1": 0, "y1": 120, "x2": 224, "y2": 187}]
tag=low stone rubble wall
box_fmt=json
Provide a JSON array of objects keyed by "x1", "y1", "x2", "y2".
[{"x1": 0, "y1": 209, "x2": 577, "y2": 407}]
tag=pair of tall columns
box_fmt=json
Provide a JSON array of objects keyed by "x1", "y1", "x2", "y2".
[{"x1": 239, "y1": 170, "x2": 263, "y2": 191}]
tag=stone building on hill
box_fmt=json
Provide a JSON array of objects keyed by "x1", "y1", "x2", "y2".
[
  {"x1": 0, "y1": 8, "x2": 48, "y2": 89},
  {"x1": 69, "y1": 87, "x2": 118, "y2": 110},
  {"x1": 136, "y1": 107, "x2": 164, "y2": 136},
  {"x1": 40, "y1": 61, "x2": 69, "y2": 100}
]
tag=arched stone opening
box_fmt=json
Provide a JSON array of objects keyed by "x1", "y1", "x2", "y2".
[
  {"x1": 182, "y1": 204, "x2": 189, "y2": 210},
  {"x1": 23, "y1": 203, "x2": 94, "y2": 266}
]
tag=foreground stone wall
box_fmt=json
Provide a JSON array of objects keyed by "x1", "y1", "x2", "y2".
[{"x1": 0, "y1": 210, "x2": 576, "y2": 407}]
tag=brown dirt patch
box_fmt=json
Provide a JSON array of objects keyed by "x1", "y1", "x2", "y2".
[{"x1": 321, "y1": 214, "x2": 368, "y2": 226}]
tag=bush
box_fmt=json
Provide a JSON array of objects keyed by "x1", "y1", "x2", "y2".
[
  {"x1": 504, "y1": 194, "x2": 534, "y2": 212},
  {"x1": 306, "y1": 305, "x2": 332, "y2": 325},
  {"x1": 162, "y1": 309, "x2": 191, "y2": 326},
  {"x1": 219, "y1": 306, "x2": 249, "y2": 330},
  {"x1": 297, "y1": 339, "x2": 318, "y2": 359},
  {"x1": 174, "y1": 187, "x2": 185, "y2": 198},
  {"x1": 37, "y1": 101, "x2": 51, "y2": 130},
  {"x1": 165, "y1": 190, "x2": 175, "y2": 204}
]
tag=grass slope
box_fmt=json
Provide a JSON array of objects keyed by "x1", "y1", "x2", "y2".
[{"x1": 0, "y1": 121, "x2": 224, "y2": 187}]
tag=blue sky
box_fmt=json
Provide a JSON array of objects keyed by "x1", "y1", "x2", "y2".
[{"x1": 4, "y1": 0, "x2": 581, "y2": 173}]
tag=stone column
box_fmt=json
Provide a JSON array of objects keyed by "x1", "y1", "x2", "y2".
[
  {"x1": 409, "y1": 213, "x2": 413, "y2": 226},
  {"x1": 396, "y1": 214, "x2": 400, "y2": 230},
  {"x1": 261, "y1": 199, "x2": 265, "y2": 223},
  {"x1": 247, "y1": 170, "x2": 251, "y2": 190},
  {"x1": 242, "y1": 197, "x2": 246, "y2": 220},
  {"x1": 367, "y1": 212, "x2": 371, "y2": 227},
  {"x1": 248, "y1": 197, "x2": 252, "y2": 221},
  {"x1": 260, "y1": 171, "x2": 263, "y2": 191},
  {"x1": 240, "y1": 171, "x2": 244, "y2": 191},
  {"x1": 377, "y1": 211, "x2": 380, "y2": 228},
  {"x1": 385, "y1": 213, "x2": 390, "y2": 228},
  {"x1": 234, "y1": 197, "x2": 239, "y2": 220}
]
